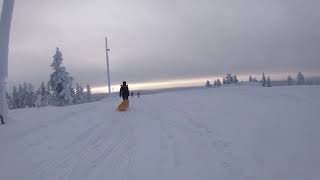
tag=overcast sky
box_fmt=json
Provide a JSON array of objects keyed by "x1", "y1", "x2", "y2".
[{"x1": 2, "y1": 0, "x2": 320, "y2": 88}]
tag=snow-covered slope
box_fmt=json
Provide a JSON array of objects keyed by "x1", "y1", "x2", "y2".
[{"x1": 1, "y1": 85, "x2": 319, "y2": 180}]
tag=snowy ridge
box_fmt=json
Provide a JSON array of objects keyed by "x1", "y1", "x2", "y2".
[{"x1": 0, "y1": 85, "x2": 320, "y2": 180}]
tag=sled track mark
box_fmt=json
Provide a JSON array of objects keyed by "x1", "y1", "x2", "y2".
[
  {"x1": 32, "y1": 119, "x2": 111, "y2": 179},
  {"x1": 87, "y1": 129, "x2": 134, "y2": 179},
  {"x1": 164, "y1": 103, "x2": 255, "y2": 180},
  {"x1": 66, "y1": 117, "x2": 134, "y2": 180},
  {"x1": 63, "y1": 121, "x2": 104, "y2": 150},
  {"x1": 8, "y1": 104, "x2": 100, "y2": 142}
]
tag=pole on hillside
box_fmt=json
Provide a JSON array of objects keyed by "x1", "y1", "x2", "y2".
[
  {"x1": 105, "y1": 36, "x2": 111, "y2": 94},
  {"x1": 0, "y1": 0, "x2": 15, "y2": 124}
]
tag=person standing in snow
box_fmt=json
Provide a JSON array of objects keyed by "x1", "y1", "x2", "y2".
[
  {"x1": 131, "y1": 91, "x2": 134, "y2": 98},
  {"x1": 119, "y1": 81, "x2": 130, "y2": 101},
  {"x1": 137, "y1": 92, "x2": 140, "y2": 98}
]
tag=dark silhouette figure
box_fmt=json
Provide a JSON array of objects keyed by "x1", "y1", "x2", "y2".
[
  {"x1": 119, "y1": 81, "x2": 129, "y2": 101},
  {"x1": 137, "y1": 92, "x2": 140, "y2": 98},
  {"x1": 131, "y1": 92, "x2": 134, "y2": 97},
  {"x1": 0, "y1": 114, "x2": 4, "y2": 125}
]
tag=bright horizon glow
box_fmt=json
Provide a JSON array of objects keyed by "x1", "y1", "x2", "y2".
[
  {"x1": 92, "y1": 76, "x2": 218, "y2": 93},
  {"x1": 91, "y1": 71, "x2": 320, "y2": 93}
]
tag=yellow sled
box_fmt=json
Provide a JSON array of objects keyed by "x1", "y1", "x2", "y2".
[{"x1": 117, "y1": 100, "x2": 129, "y2": 111}]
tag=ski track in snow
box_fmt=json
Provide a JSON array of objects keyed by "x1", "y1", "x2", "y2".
[{"x1": 1, "y1": 86, "x2": 320, "y2": 180}]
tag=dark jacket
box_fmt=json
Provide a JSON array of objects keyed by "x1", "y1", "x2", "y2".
[{"x1": 120, "y1": 85, "x2": 129, "y2": 98}]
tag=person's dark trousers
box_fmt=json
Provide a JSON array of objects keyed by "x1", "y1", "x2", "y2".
[
  {"x1": 122, "y1": 96, "x2": 129, "y2": 101},
  {"x1": 0, "y1": 115, "x2": 4, "y2": 125}
]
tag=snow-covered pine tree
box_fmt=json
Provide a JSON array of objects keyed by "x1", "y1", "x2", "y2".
[
  {"x1": 70, "y1": 87, "x2": 76, "y2": 104},
  {"x1": 296, "y1": 72, "x2": 305, "y2": 85},
  {"x1": 11, "y1": 85, "x2": 18, "y2": 109},
  {"x1": 233, "y1": 75, "x2": 239, "y2": 83},
  {"x1": 261, "y1": 72, "x2": 267, "y2": 87},
  {"x1": 17, "y1": 84, "x2": 26, "y2": 108},
  {"x1": 75, "y1": 83, "x2": 81, "y2": 103},
  {"x1": 42, "y1": 84, "x2": 48, "y2": 106},
  {"x1": 26, "y1": 83, "x2": 36, "y2": 107},
  {"x1": 14, "y1": 82, "x2": 35, "y2": 108},
  {"x1": 35, "y1": 88, "x2": 42, "y2": 107},
  {"x1": 287, "y1": 75, "x2": 294, "y2": 86},
  {"x1": 46, "y1": 82, "x2": 51, "y2": 94},
  {"x1": 23, "y1": 83, "x2": 28, "y2": 106},
  {"x1": 79, "y1": 85, "x2": 85, "y2": 102},
  {"x1": 205, "y1": 80, "x2": 211, "y2": 87},
  {"x1": 6, "y1": 92, "x2": 12, "y2": 109},
  {"x1": 75, "y1": 83, "x2": 80, "y2": 103},
  {"x1": 249, "y1": 75, "x2": 253, "y2": 82},
  {"x1": 213, "y1": 80, "x2": 217, "y2": 87},
  {"x1": 86, "y1": 84, "x2": 91, "y2": 102},
  {"x1": 40, "y1": 82, "x2": 46, "y2": 96},
  {"x1": 267, "y1": 76, "x2": 272, "y2": 87},
  {"x1": 225, "y1": 74, "x2": 233, "y2": 84},
  {"x1": 75, "y1": 83, "x2": 80, "y2": 95},
  {"x1": 75, "y1": 83, "x2": 87, "y2": 103},
  {"x1": 217, "y1": 79, "x2": 222, "y2": 87},
  {"x1": 36, "y1": 81, "x2": 49, "y2": 107},
  {"x1": 49, "y1": 48, "x2": 74, "y2": 106}
]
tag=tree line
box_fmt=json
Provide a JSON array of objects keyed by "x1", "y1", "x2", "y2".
[
  {"x1": 206, "y1": 71, "x2": 306, "y2": 88},
  {"x1": 6, "y1": 48, "x2": 93, "y2": 109}
]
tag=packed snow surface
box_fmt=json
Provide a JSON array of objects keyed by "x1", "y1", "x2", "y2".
[{"x1": 1, "y1": 85, "x2": 319, "y2": 180}]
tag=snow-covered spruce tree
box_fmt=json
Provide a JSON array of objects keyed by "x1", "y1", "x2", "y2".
[
  {"x1": 223, "y1": 74, "x2": 238, "y2": 84},
  {"x1": 205, "y1": 80, "x2": 211, "y2": 87},
  {"x1": 17, "y1": 84, "x2": 26, "y2": 108},
  {"x1": 225, "y1": 74, "x2": 233, "y2": 84},
  {"x1": 46, "y1": 81, "x2": 51, "y2": 94},
  {"x1": 216, "y1": 79, "x2": 222, "y2": 87},
  {"x1": 75, "y1": 83, "x2": 80, "y2": 103},
  {"x1": 11, "y1": 85, "x2": 18, "y2": 109},
  {"x1": 35, "y1": 88, "x2": 42, "y2": 108},
  {"x1": 75, "y1": 83, "x2": 85, "y2": 103},
  {"x1": 21, "y1": 83, "x2": 27, "y2": 107},
  {"x1": 70, "y1": 87, "x2": 76, "y2": 104},
  {"x1": 86, "y1": 84, "x2": 92, "y2": 102},
  {"x1": 35, "y1": 82, "x2": 49, "y2": 107},
  {"x1": 261, "y1": 72, "x2": 267, "y2": 87},
  {"x1": 296, "y1": 72, "x2": 305, "y2": 85},
  {"x1": 249, "y1": 75, "x2": 253, "y2": 82},
  {"x1": 213, "y1": 80, "x2": 217, "y2": 87},
  {"x1": 6, "y1": 92, "x2": 12, "y2": 109},
  {"x1": 287, "y1": 75, "x2": 294, "y2": 86},
  {"x1": 40, "y1": 81, "x2": 49, "y2": 106},
  {"x1": 79, "y1": 85, "x2": 85, "y2": 102},
  {"x1": 13, "y1": 82, "x2": 36, "y2": 108},
  {"x1": 233, "y1": 75, "x2": 239, "y2": 83},
  {"x1": 267, "y1": 76, "x2": 272, "y2": 87},
  {"x1": 26, "y1": 83, "x2": 36, "y2": 107},
  {"x1": 40, "y1": 82, "x2": 46, "y2": 96},
  {"x1": 48, "y1": 48, "x2": 74, "y2": 106}
]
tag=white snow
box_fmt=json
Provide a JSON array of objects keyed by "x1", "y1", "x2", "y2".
[{"x1": 1, "y1": 85, "x2": 320, "y2": 180}]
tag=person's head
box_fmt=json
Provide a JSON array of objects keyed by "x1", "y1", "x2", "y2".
[{"x1": 122, "y1": 81, "x2": 127, "y2": 86}]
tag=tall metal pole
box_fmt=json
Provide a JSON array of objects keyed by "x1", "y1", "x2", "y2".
[
  {"x1": 0, "y1": 0, "x2": 15, "y2": 124},
  {"x1": 105, "y1": 37, "x2": 111, "y2": 94}
]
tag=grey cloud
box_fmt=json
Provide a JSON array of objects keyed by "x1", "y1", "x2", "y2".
[{"x1": 1, "y1": 0, "x2": 319, "y2": 87}]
